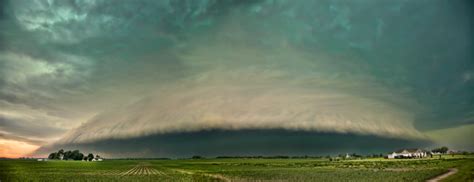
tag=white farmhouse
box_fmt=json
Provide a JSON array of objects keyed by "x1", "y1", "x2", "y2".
[
  {"x1": 91, "y1": 157, "x2": 104, "y2": 162},
  {"x1": 386, "y1": 149, "x2": 428, "y2": 159},
  {"x1": 387, "y1": 152, "x2": 397, "y2": 159}
]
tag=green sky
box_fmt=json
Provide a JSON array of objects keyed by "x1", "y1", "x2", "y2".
[{"x1": 0, "y1": 0, "x2": 472, "y2": 157}]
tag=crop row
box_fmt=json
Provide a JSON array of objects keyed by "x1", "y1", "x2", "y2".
[{"x1": 118, "y1": 165, "x2": 165, "y2": 176}]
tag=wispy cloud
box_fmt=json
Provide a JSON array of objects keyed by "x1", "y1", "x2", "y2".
[{"x1": 0, "y1": 132, "x2": 46, "y2": 145}]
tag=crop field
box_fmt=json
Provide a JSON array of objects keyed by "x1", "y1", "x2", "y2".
[{"x1": 0, "y1": 155, "x2": 473, "y2": 181}]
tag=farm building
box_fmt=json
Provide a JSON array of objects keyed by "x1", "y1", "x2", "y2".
[
  {"x1": 91, "y1": 156, "x2": 104, "y2": 162},
  {"x1": 386, "y1": 149, "x2": 428, "y2": 159}
]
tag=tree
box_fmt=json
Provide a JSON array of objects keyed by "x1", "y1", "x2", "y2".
[
  {"x1": 432, "y1": 146, "x2": 449, "y2": 154},
  {"x1": 64, "y1": 150, "x2": 72, "y2": 160},
  {"x1": 440, "y1": 146, "x2": 449, "y2": 154},
  {"x1": 87, "y1": 153, "x2": 94, "y2": 161},
  {"x1": 48, "y1": 152, "x2": 57, "y2": 159},
  {"x1": 191, "y1": 155, "x2": 203, "y2": 159},
  {"x1": 58, "y1": 149, "x2": 65, "y2": 160},
  {"x1": 47, "y1": 149, "x2": 95, "y2": 161},
  {"x1": 71, "y1": 150, "x2": 83, "y2": 160},
  {"x1": 77, "y1": 153, "x2": 84, "y2": 161}
]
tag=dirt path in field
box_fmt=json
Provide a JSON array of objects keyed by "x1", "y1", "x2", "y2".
[
  {"x1": 119, "y1": 162, "x2": 165, "y2": 176},
  {"x1": 173, "y1": 169, "x2": 231, "y2": 182},
  {"x1": 426, "y1": 168, "x2": 458, "y2": 182}
]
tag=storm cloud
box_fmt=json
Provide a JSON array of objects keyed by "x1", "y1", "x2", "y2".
[
  {"x1": 37, "y1": 129, "x2": 431, "y2": 158},
  {"x1": 56, "y1": 44, "x2": 426, "y2": 145},
  {"x1": 0, "y1": 0, "x2": 472, "y2": 157}
]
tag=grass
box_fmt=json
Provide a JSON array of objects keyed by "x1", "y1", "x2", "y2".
[{"x1": 0, "y1": 155, "x2": 472, "y2": 181}]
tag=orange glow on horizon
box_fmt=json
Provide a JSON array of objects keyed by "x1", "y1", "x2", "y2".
[{"x1": 0, "y1": 139, "x2": 40, "y2": 158}]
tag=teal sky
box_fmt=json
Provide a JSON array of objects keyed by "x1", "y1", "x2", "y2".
[{"x1": 0, "y1": 0, "x2": 472, "y2": 157}]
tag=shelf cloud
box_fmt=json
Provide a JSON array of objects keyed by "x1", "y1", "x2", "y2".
[
  {"x1": 56, "y1": 44, "x2": 426, "y2": 145},
  {"x1": 0, "y1": 0, "x2": 472, "y2": 157}
]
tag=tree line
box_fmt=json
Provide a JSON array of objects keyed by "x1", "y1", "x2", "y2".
[
  {"x1": 48, "y1": 149, "x2": 100, "y2": 161},
  {"x1": 431, "y1": 146, "x2": 449, "y2": 154}
]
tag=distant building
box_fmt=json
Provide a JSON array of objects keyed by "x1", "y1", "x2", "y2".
[
  {"x1": 95, "y1": 155, "x2": 103, "y2": 161},
  {"x1": 92, "y1": 155, "x2": 104, "y2": 162},
  {"x1": 387, "y1": 152, "x2": 397, "y2": 159},
  {"x1": 386, "y1": 149, "x2": 428, "y2": 159}
]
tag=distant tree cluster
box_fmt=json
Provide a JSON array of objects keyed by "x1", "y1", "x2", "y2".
[
  {"x1": 191, "y1": 155, "x2": 204, "y2": 159},
  {"x1": 215, "y1": 155, "x2": 327, "y2": 159},
  {"x1": 117, "y1": 158, "x2": 170, "y2": 160},
  {"x1": 214, "y1": 156, "x2": 293, "y2": 159},
  {"x1": 48, "y1": 149, "x2": 100, "y2": 161},
  {"x1": 214, "y1": 155, "x2": 383, "y2": 159},
  {"x1": 431, "y1": 146, "x2": 449, "y2": 154}
]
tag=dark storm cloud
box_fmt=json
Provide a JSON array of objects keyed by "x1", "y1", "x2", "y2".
[
  {"x1": 0, "y1": 50, "x2": 92, "y2": 114},
  {"x1": 8, "y1": 0, "x2": 258, "y2": 46},
  {"x1": 37, "y1": 129, "x2": 432, "y2": 158},
  {"x1": 0, "y1": 0, "x2": 473, "y2": 157},
  {"x1": 0, "y1": 0, "x2": 6, "y2": 20},
  {"x1": 0, "y1": 0, "x2": 7, "y2": 51}
]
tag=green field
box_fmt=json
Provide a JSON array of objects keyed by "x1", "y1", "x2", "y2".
[{"x1": 1, "y1": 155, "x2": 473, "y2": 181}]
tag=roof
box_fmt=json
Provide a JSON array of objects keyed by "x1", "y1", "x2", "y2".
[{"x1": 395, "y1": 148, "x2": 424, "y2": 153}]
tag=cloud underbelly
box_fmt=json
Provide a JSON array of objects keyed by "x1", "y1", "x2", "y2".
[
  {"x1": 38, "y1": 129, "x2": 431, "y2": 158},
  {"x1": 57, "y1": 82, "x2": 425, "y2": 144}
]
